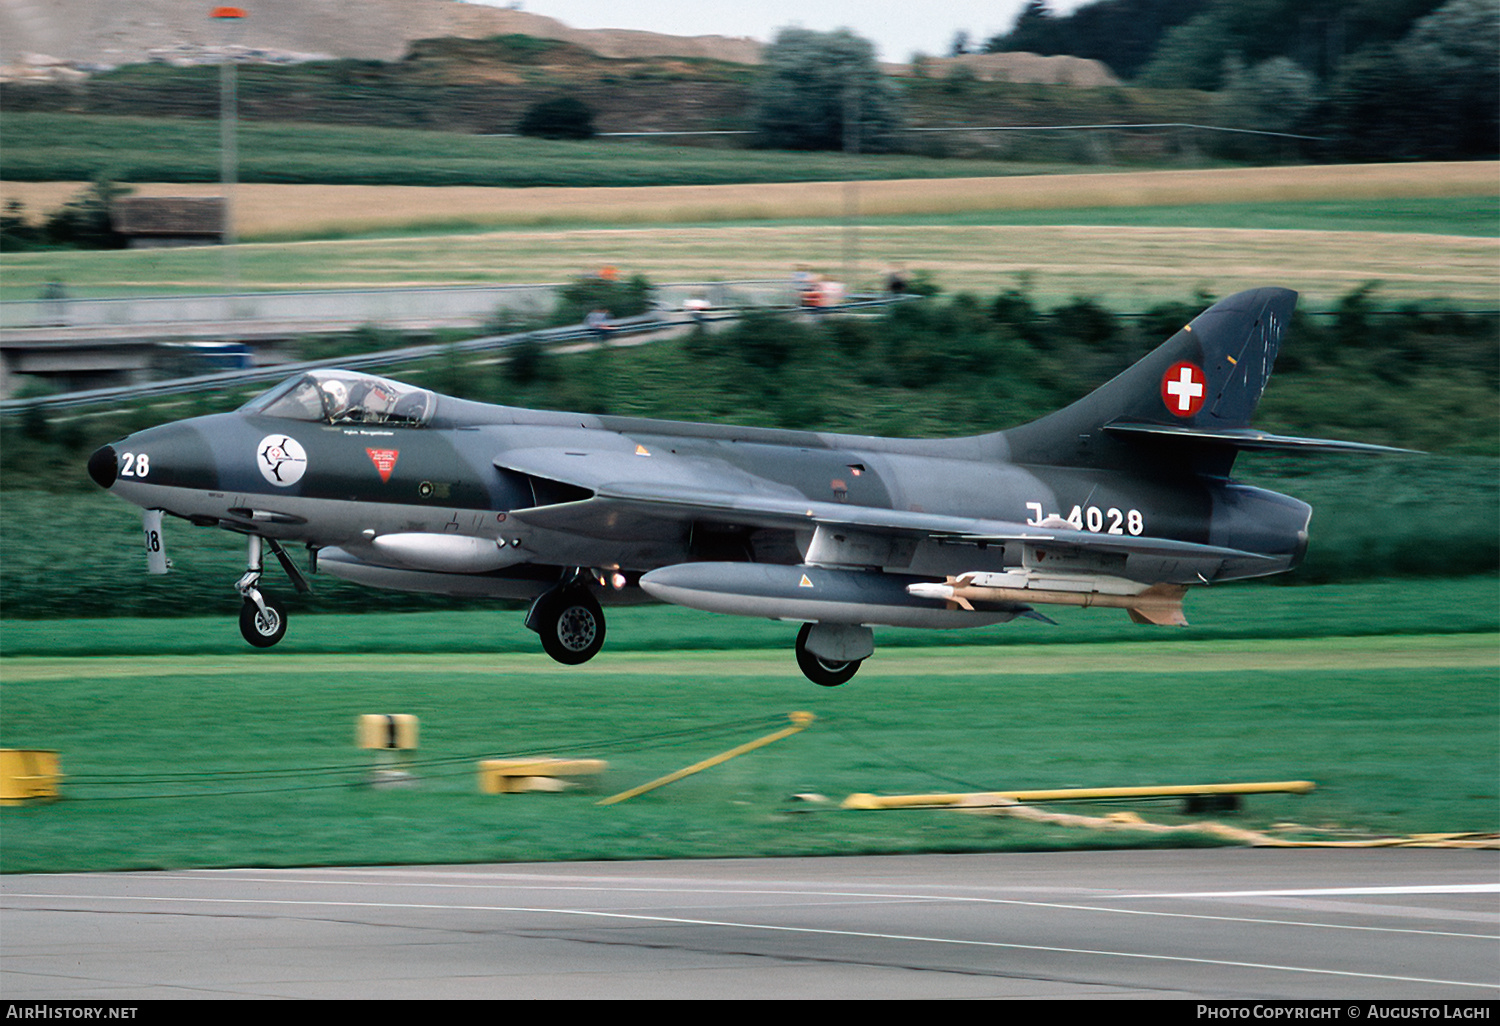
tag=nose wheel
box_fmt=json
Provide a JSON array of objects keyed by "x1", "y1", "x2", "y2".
[
  {"x1": 239, "y1": 592, "x2": 287, "y2": 647},
  {"x1": 234, "y1": 535, "x2": 308, "y2": 649}
]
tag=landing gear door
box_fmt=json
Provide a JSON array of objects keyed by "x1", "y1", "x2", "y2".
[{"x1": 143, "y1": 509, "x2": 169, "y2": 575}]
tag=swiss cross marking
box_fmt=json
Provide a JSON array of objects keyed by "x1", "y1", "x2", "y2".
[{"x1": 1162, "y1": 362, "x2": 1206, "y2": 417}]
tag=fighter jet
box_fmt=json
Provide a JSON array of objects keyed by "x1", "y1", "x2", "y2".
[{"x1": 87, "y1": 287, "x2": 1404, "y2": 685}]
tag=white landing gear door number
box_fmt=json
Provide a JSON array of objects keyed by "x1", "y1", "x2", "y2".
[{"x1": 142, "y1": 508, "x2": 170, "y2": 575}]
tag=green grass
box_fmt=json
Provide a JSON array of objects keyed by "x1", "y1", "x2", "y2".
[
  {"x1": 0, "y1": 112, "x2": 1115, "y2": 189},
  {"x1": 848, "y1": 196, "x2": 1500, "y2": 237},
  {"x1": 1, "y1": 598, "x2": 1494, "y2": 873},
  {"x1": 1, "y1": 576, "x2": 1496, "y2": 656}
]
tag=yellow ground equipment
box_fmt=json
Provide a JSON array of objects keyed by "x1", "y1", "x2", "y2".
[
  {"x1": 478, "y1": 758, "x2": 608, "y2": 794},
  {"x1": 0, "y1": 750, "x2": 61, "y2": 805}
]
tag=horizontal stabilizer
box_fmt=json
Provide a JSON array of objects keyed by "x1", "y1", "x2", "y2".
[{"x1": 1104, "y1": 422, "x2": 1419, "y2": 455}]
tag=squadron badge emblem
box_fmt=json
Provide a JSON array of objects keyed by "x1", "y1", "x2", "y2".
[{"x1": 256, "y1": 435, "x2": 307, "y2": 486}]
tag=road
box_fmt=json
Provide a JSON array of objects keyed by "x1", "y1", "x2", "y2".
[{"x1": 3, "y1": 848, "x2": 1496, "y2": 999}]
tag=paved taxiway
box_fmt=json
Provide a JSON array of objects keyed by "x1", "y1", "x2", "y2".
[{"x1": 3, "y1": 849, "x2": 1496, "y2": 999}]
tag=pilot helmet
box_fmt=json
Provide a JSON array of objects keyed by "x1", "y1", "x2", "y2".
[{"x1": 321, "y1": 378, "x2": 349, "y2": 418}]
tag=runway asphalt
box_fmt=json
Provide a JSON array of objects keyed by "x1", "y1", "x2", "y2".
[{"x1": 2, "y1": 848, "x2": 1496, "y2": 1000}]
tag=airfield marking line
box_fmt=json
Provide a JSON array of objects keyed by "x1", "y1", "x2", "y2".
[
  {"x1": 1119, "y1": 884, "x2": 1500, "y2": 898},
  {"x1": 13, "y1": 877, "x2": 1498, "y2": 941},
  {"x1": 4, "y1": 634, "x2": 1495, "y2": 681},
  {"x1": 3, "y1": 891, "x2": 1496, "y2": 990}
]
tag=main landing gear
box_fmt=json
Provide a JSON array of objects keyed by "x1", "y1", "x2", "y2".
[
  {"x1": 526, "y1": 576, "x2": 606, "y2": 666},
  {"x1": 794, "y1": 623, "x2": 868, "y2": 687},
  {"x1": 235, "y1": 535, "x2": 309, "y2": 648}
]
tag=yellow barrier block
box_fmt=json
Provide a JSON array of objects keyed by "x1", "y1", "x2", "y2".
[
  {"x1": 479, "y1": 758, "x2": 607, "y2": 794},
  {"x1": 356, "y1": 714, "x2": 419, "y2": 750},
  {"x1": 0, "y1": 749, "x2": 61, "y2": 805}
]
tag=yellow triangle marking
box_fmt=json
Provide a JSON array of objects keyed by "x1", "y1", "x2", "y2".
[
  {"x1": 799, "y1": 574, "x2": 814, "y2": 588},
  {"x1": 635, "y1": 444, "x2": 651, "y2": 456}
]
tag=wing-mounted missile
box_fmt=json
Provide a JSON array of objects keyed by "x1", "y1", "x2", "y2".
[
  {"x1": 639, "y1": 562, "x2": 1029, "y2": 629},
  {"x1": 907, "y1": 570, "x2": 1189, "y2": 626},
  {"x1": 142, "y1": 509, "x2": 169, "y2": 575}
]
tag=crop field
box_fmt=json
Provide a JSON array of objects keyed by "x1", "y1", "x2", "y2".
[
  {"x1": 1, "y1": 578, "x2": 1496, "y2": 874},
  {"x1": 0, "y1": 112, "x2": 1109, "y2": 191},
  {"x1": 3, "y1": 163, "x2": 1496, "y2": 306},
  {"x1": 6, "y1": 161, "x2": 1495, "y2": 237},
  {"x1": 7, "y1": 223, "x2": 1499, "y2": 309}
]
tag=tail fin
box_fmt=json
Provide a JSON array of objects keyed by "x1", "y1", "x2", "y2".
[{"x1": 1003, "y1": 287, "x2": 1297, "y2": 471}]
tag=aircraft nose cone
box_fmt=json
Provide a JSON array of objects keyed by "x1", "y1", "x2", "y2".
[{"x1": 87, "y1": 444, "x2": 118, "y2": 489}]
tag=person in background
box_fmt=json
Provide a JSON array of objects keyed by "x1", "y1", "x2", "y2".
[{"x1": 585, "y1": 307, "x2": 612, "y2": 342}]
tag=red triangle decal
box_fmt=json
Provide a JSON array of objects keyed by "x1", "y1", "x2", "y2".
[{"x1": 366, "y1": 448, "x2": 399, "y2": 482}]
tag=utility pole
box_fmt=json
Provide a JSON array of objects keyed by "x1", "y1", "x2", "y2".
[
  {"x1": 842, "y1": 71, "x2": 861, "y2": 293},
  {"x1": 212, "y1": 6, "x2": 246, "y2": 312}
]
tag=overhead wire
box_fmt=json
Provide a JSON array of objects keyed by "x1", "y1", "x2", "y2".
[{"x1": 55, "y1": 712, "x2": 806, "y2": 801}]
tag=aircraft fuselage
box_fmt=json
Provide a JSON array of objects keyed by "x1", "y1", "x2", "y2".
[
  {"x1": 89, "y1": 288, "x2": 1402, "y2": 685},
  {"x1": 93, "y1": 402, "x2": 1308, "y2": 598}
]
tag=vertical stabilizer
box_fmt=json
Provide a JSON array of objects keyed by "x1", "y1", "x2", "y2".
[{"x1": 1004, "y1": 287, "x2": 1297, "y2": 469}]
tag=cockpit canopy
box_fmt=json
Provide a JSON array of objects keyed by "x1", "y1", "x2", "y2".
[{"x1": 241, "y1": 370, "x2": 436, "y2": 427}]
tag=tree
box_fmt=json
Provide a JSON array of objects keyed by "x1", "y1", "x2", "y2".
[
  {"x1": 1396, "y1": 0, "x2": 1499, "y2": 156},
  {"x1": 1218, "y1": 56, "x2": 1319, "y2": 132},
  {"x1": 992, "y1": 1, "x2": 1060, "y2": 55},
  {"x1": 1322, "y1": 0, "x2": 1498, "y2": 160},
  {"x1": 516, "y1": 97, "x2": 596, "y2": 140},
  {"x1": 1135, "y1": 7, "x2": 1239, "y2": 88},
  {"x1": 752, "y1": 28, "x2": 904, "y2": 152},
  {"x1": 0, "y1": 201, "x2": 44, "y2": 251},
  {"x1": 986, "y1": 0, "x2": 1204, "y2": 80},
  {"x1": 44, "y1": 179, "x2": 131, "y2": 249}
]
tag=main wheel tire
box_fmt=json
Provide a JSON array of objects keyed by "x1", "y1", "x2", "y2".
[
  {"x1": 795, "y1": 623, "x2": 862, "y2": 687},
  {"x1": 239, "y1": 594, "x2": 287, "y2": 648},
  {"x1": 537, "y1": 587, "x2": 606, "y2": 665}
]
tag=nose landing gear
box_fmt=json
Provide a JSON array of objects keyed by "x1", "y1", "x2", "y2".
[{"x1": 235, "y1": 535, "x2": 310, "y2": 648}]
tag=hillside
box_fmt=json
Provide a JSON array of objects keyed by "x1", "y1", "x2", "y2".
[
  {"x1": 0, "y1": 38, "x2": 1204, "y2": 147},
  {"x1": 0, "y1": 0, "x2": 1119, "y2": 92},
  {"x1": 0, "y1": 0, "x2": 764, "y2": 68}
]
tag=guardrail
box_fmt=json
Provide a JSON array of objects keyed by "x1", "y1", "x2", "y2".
[
  {"x1": 0, "y1": 280, "x2": 800, "y2": 332},
  {"x1": 0, "y1": 283, "x2": 561, "y2": 331},
  {"x1": 0, "y1": 295, "x2": 909, "y2": 414}
]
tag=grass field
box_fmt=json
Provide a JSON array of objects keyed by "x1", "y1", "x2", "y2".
[
  {"x1": 3, "y1": 216, "x2": 1497, "y2": 308},
  {"x1": 6, "y1": 161, "x2": 1495, "y2": 238},
  {"x1": 3, "y1": 163, "x2": 1495, "y2": 305},
  {"x1": 1, "y1": 580, "x2": 1496, "y2": 873},
  {"x1": 2, "y1": 113, "x2": 1107, "y2": 190}
]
